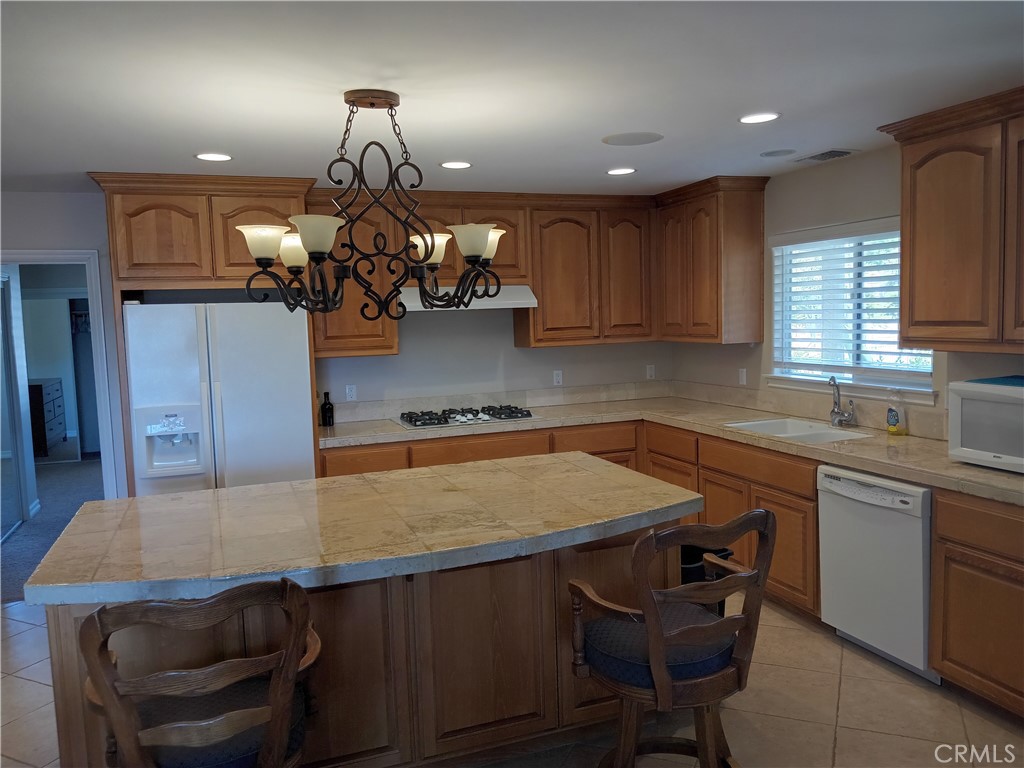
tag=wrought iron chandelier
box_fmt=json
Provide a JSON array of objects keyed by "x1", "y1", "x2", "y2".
[{"x1": 237, "y1": 89, "x2": 504, "y2": 318}]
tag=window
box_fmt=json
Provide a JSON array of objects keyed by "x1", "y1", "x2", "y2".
[{"x1": 772, "y1": 227, "x2": 932, "y2": 387}]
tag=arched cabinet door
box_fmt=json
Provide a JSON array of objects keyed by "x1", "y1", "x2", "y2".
[
  {"x1": 657, "y1": 202, "x2": 688, "y2": 338},
  {"x1": 1003, "y1": 115, "x2": 1024, "y2": 343},
  {"x1": 682, "y1": 193, "x2": 721, "y2": 339},
  {"x1": 601, "y1": 208, "x2": 651, "y2": 339},
  {"x1": 900, "y1": 122, "x2": 1004, "y2": 343},
  {"x1": 528, "y1": 209, "x2": 600, "y2": 343},
  {"x1": 310, "y1": 197, "x2": 399, "y2": 358},
  {"x1": 111, "y1": 193, "x2": 213, "y2": 279},
  {"x1": 211, "y1": 195, "x2": 305, "y2": 279}
]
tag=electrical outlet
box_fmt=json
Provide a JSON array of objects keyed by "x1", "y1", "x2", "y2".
[
  {"x1": 345, "y1": 384, "x2": 357, "y2": 401},
  {"x1": 553, "y1": 370, "x2": 563, "y2": 386},
  {"x1": 646, "y1": 364, "x2": 656, "y2": 380},
  {"x1": 738, "y1": 368, "x2": 747, "y2": 386}
]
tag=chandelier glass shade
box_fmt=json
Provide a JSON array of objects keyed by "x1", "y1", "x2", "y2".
[{"x1": 240, "y1": 90, "x2": 504, "y2": 318}]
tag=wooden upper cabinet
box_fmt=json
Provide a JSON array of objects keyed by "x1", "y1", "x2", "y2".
[
  {"x1": 1004, "y1": 115, "x2": 1024, "y2": 342},
  {"x1": 425, "y1": 205, "x2": 531, "y2": 285},
  {"x1": 109, "y1": 193, "x2": 213, "y2": 279},
  {"x1": 414, "y1": 205, "x2": 463, "y2": 283},
  {"x1": 210, "y1": 194, "x2": 306, "y2": 278},
  {"x1": 682, "y1": 194, "x2": 721, "y2": 338},
  {"x1": 90, "y1": 173, "x2": 315, "y2": 286},
  {"x1": 879, "y1": 87, "x2": 1024, "y2": 352},
  {"x1": 657, "y1": 202, "x2": 687, "y2": 338},
  {"x1": 523, "y1": 209, "x2": 601, "y2": 343},
  {"x1": 654, "y1": 177, "x2": 766, "y2": 344},
  {"x1": 465, "y1": 206, "x2": 530, "y2": 284},
  {"x1": 600, "y1": 208, "x2": 651, "y2": 338},
  {"x1": 899, "y1": 122, "x2": 1004, "y2": 342},
  {"x1": 309, "y1": 195, "x2": 399, "y2": 357}
]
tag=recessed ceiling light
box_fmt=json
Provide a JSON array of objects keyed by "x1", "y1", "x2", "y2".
[
  {"x1": 440, "y1": 161, "x2": 472, "y2": 170},
  {"x1": 602, "y1": 132, "x2": 664, "y2": 146},
  {"x1": 607, "y1": 168, "x2": 636, "y2": 176},
  {"x1": 195, "y1": 153, "x2": 232, "y2": 162},
  {"x1": 739, "y1": 112, "x2": 781, "y2": 125},
  {"x1": 760, "y1": 149, "x2": 797, "y2": 157}
]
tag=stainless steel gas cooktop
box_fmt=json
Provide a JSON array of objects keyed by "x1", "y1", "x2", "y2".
[{"x1": 397, "y1": 405, "x2": 533, "y2": 429}]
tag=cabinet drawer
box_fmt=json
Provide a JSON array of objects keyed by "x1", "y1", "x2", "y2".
[
  {"x1": 53, "y1": 397, "x2": 65, "y2": 418},
  {"x1": 700, "y1": 437, "x2": 817, "y2": 499},
  {"x1": 42, "y1": 381, "x2": 62, "y2": 402},
  {"x1": 644, "y1": 423, "x2": 698, "y2": 463},
  {"x1": 44, "y1": 401, "x2": 56, "y2": 421},
  {"x1": 552, "y1": 423, "x2": 637, "y2": 454},
  {"x1": 410, "y1": 432, "x2": 550, "y2": 468},
  {"x1": 45, "y1": 413, "x2": 65, "y2": 442},
  {"x1": 933, "y1": 490, "x2": 1024, "y2": 562},
  {"x1": 321, "y1": 444, "x2": 410, "y2": 477}
]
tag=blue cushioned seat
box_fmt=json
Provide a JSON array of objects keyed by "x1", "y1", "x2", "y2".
[
  {"x1": 134, "y1": 678, "x2": 305, "y2": 768},
  {"x1": 584, "y1": 602, "x2": 735, "y2": 689}
]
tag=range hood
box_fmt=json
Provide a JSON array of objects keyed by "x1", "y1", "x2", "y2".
[{"x1": 400, "y1": 284, "x2": 538, "y2": 312}]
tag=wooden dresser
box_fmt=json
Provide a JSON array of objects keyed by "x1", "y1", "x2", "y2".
[{"x1": 28, "y1": 377, "x2": 66, "y2": 457}]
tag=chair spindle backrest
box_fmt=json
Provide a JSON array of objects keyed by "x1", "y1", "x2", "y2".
[
  {"x1": 79, "y1": 578, "x2": 310, "y2": 768},
  {"x1": 630, "y1": 509, "x2": 776, "y2": 709}
]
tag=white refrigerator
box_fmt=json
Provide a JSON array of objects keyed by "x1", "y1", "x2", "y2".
[{"x1": 124, "y1": 302, "x2": 315, "y2": 496}]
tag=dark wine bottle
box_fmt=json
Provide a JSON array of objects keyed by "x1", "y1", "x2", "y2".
[{"x1": 320, "y1": 392, "x2": 334, "y2": 427}]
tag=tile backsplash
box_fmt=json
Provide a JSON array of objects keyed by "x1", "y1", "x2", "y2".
[{"x1": 324, "y1": 378, "x2": 948, "y2": 440}]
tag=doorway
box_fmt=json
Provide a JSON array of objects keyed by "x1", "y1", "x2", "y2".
[
  {"x1": 1, "y1": 276, "x2": 26, "y2": 541},
  {"x1": 0, "y1": 251, "x2": 120, "y2": 602}
]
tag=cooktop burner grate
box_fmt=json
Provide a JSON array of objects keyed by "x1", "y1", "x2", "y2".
[{"x1": 398, "y1": 404, "x2": 533, "y2": 428}]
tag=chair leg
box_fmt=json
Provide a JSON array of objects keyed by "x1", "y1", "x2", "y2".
[
  {"x1": 694, "y1": 703, "x2": 735, "y2": 768},
  {"x1": 600, "y1": 698, "x2": 645, "y2": 768}
]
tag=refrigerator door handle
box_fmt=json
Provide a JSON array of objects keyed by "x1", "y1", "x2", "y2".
[{"x1": 211, "y1": 381, "x2": 227, "y2": 489}]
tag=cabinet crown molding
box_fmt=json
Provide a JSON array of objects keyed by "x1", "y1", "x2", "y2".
[
  {"x1": 878, "y1": 86, "x2": 1024, "y2": 143},
  {"x1": 89, "y1": 172, "x2": 317, "y2": 196},
  {"x1": 654, "y1": 175, "x2": 770, "y2": 208}
]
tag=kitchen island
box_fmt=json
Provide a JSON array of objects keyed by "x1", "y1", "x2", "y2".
[{"x1": 26, "y1": 451, "x2": 701, "y2": 767}]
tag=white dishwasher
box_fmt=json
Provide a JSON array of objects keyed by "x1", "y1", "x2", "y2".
[{"x1": 817, "y1": 466, "x2": 940, "y2": 682}]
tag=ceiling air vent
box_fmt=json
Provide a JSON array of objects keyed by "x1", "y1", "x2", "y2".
[{"x1": 793, "y1": 149, "x2": 858, "y2": 164}]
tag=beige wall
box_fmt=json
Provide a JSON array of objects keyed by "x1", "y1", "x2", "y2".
[
  {"x1": 670, "y1": 146, "x2": 1023, "y2": 439},
  {"x1": 0, "y1": 190, "x2": 127, "y2": 493},
  {"x1": 316, "y1": 309, "x2": 677, "y2": 404}
]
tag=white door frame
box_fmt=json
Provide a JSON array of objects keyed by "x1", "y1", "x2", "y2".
[{"x1": 1, "y1": 250, "x2": 119, "y2": 500}]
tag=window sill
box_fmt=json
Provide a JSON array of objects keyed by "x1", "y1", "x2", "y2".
[{"x1": 764, "y1": 375, "x2": 939, "y2": 407}]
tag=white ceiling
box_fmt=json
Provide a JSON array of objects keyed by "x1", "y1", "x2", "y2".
[{"x1": 2, "y1": 2, "x2": 1021, "y2": 196}]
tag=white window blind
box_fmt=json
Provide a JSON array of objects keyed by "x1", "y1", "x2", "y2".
[{"x1": 772, "y1": 230, "x2": 932, "y2": 386}]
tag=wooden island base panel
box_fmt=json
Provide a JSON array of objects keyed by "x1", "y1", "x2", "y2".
[{"x1": 26, "y1": 452, "x2": 701, "y2": 768}]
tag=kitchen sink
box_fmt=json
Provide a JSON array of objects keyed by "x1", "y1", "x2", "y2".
[{"x1": 724, "y1": 418, "x2": 871, "y2": 443}]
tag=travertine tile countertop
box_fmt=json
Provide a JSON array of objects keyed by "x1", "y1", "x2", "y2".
[
  {"x1": 24, "y1": 452, "x2": 701, "y2": 606},
  {"x1": 320, "y1": 397, "x2": 1024, "y2": 506}
]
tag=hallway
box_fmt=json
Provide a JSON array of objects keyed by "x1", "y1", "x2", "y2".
[{"x1": 0, "y1": 459, "x2": 103, "y2": 603}]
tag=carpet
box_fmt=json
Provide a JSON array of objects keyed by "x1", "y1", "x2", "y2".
[{"x1": 1, "y1": 459, "x2": 104, "y2": 603}]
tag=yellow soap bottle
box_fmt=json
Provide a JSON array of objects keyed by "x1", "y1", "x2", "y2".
[{"x1": 886, "y1": 389, "x2": 908, "y2": 435}]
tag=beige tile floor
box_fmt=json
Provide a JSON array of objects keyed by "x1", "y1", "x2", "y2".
[{"x1": 1, "y1": 596, "x2": 1021, "y2": 768}]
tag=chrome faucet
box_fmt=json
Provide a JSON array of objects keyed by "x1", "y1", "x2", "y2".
[{"x1": 828, "y1": 376, "x2": 856, "y2": 427}]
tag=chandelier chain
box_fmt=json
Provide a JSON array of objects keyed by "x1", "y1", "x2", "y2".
[
  {"x1": 337, "y1": 104, "x2": 358, "y2": 158},
  {"x1": 388, "y1": 107, "x2": 412, "y2": 162}
]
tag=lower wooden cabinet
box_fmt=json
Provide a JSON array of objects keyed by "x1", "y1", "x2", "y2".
[
  {"x1": 410, "y1": 431, "x2": 550, "y2": 467},
  {"x1": 698, "y1": 468, "x2": 756, "y2": 567},
  {"x1": 300, "y1": 580, "x2": 413, "y2": 767},
  {"x1": 930, "y1": 490, "x2": 1024, "y2": 715},
  {"x1": 697, "y1": 437, "x2": 819, "y2": 612},
  {"x1": 321, "y1": 443, "x2": 411, "y2": 476},
  {"x1": 648, "y1": 452, "x2": 698, "y2": 492},
  {"x1": 411, "y1": 553, "x2": 558, "y2": 756},
  {"x1": 554, "y1": 536, "x2": 680, "y2": 726}
]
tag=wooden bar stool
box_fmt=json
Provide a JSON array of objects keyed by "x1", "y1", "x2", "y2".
[
  {"x1": 569, "y1": 509, "x2": 777, "y2": 768},
  {"x1": 80, "y1": 578, "x2": 321, "y2": 768}
]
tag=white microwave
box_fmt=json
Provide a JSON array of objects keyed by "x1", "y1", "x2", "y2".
[{"x1": 948, "y1": 376, "x2": 1024, "y2": 474}]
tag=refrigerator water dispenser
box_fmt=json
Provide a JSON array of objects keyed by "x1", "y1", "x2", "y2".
[{"x1": 136, "y1": 405, "x2": 206, "y2": 477}]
